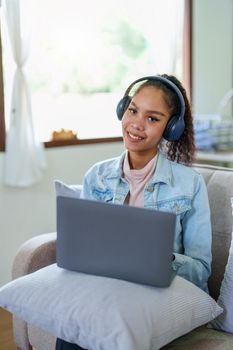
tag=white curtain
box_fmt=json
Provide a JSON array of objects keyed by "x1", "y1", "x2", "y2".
[{"x1": 3, "y1": 0, "x2": 46, "y2": 187}]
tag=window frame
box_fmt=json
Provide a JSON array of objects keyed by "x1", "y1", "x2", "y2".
[{"x1": 0, "y1": 0, "x2": 192, "y2": 152}]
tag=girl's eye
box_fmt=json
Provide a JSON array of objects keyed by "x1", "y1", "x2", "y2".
[
  {"x1": 148, "y1": 116, "x2": 159, "y2": 123},
  {"x1": 128, "y1": 107, "x2": 137, "y2": 114}
]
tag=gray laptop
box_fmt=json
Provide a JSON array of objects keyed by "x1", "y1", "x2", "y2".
[{"x1": 56, "y1": 196, "x2": 176, "y2": 287}]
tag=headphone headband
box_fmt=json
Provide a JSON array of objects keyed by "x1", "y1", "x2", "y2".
[{"x1": 124, "y1": 75, "x2": 185, "y2": 118}]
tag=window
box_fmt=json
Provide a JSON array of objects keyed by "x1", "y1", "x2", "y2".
[{"x1": 0, "y1": 0, "x2": 191, "y2": 151}]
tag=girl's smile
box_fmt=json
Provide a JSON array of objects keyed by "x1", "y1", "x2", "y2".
[{"x1": 127, "y1": 132, "x2": 144, "y2": 141}]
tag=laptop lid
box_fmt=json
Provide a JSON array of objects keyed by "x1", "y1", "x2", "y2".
[{"x1": 56, "y1": 196, "x2": 176, "y2": 287}]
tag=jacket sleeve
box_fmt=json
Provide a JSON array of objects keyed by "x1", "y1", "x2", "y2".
[
  {"x1": 80, "y1": 166, "x2": 95, "y2": 200},
  {"x1": 172, "y1": 174, "x2": 212, "y2": 292}
]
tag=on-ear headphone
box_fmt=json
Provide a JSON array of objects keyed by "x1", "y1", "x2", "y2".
[{"x1": 116, "y1": 75, "x2": 185, "y2": 142}]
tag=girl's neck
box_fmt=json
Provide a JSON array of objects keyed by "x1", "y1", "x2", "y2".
[{"x1": 128, "y1": 150, "x2": 157, "y2": 170}]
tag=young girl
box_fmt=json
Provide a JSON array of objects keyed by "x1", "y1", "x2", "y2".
[{"x1": 56, "y1": 74, "x2": 212, "y2": 350}]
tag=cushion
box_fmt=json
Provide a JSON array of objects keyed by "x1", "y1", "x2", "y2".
[
  {"x1": 208, "y1": 198, "x2": 233, "y2": 333},
  {"x1": 54, "y1": 180, "x2": 82, "y2": 198},
  {"x1": 0, "y1": 264, "x2": 222, "y2": 350}
]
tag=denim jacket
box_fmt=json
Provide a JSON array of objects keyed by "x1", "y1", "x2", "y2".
[{"x1": 81, "y1": 151, "x2": 212, "y2": 292}]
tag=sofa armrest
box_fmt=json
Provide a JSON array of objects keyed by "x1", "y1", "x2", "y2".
[
  {"x1": 12, "y1": 232, "x2": 57, "y2": 280},
  {"x1": 12, "y1": 232, "x2": 56, "y2": 350}
]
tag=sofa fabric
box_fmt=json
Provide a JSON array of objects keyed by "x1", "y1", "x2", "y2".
[{"x1": 195, "y1": 166, "x2": 233, "y2": 300}]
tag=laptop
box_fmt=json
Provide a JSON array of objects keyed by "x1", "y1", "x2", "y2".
[{"x1": 56, "y1": 196, "x2": 176, "y2": 287}]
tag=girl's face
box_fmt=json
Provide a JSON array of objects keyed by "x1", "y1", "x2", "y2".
[{"x1": 122, "y1": 86, "x2": 171, "y2": 166}]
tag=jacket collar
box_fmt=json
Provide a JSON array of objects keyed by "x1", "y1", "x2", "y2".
[
  {"x1": 151, "y1": 152, "x2": 173, "y2": 185},
  {"x1": 104, "y1": 151, "x2": 173, "y2": 185},
  {"x1": 102, "y1": 152, "x2": 126, "y2": 179}
]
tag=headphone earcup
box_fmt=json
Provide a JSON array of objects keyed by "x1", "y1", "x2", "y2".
[
  {"x1": 163, "y1": 115, "x2": 185, "y2": 142},
  {"x1": 116, "y1": 96, "x2": 131, "y2": 120}
]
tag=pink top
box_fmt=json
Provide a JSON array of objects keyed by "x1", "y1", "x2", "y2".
[{"x1": 123, "y1": 152, "x2": 157, "y2": 207}]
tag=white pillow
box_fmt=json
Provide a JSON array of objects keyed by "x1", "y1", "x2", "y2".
[
  {"x1": 208, "y1": 198, "x2": 233, "y2": 333},
  {"x1": 0, "y1": 264, "x2": 222, "y2": 350},
  {"x1": 54, "y1": 180, "x2": 82, "y2": 198}
]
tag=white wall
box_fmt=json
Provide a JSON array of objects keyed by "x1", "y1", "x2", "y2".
[
  {"x1": 192, "y1": 0, "x2": 233, "y2": 116},
  {"x1": 0, "y1": 142, "x2": 124, "y2": 286}
]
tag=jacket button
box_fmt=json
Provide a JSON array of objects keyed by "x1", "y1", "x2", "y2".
[
  {"x1": 147, "y1": 185, "x2": 154, "y2": 192},
  {"x1": 173, "y1": 202, "x2": 179, "y2": 211}
]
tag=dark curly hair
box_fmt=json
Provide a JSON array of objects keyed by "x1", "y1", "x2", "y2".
[{"x1": 134, "y1": 74, "x2": 196, "y2": 165}]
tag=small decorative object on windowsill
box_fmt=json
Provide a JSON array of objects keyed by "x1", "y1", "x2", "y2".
[{"x1": 51, "y1": 129, "x2": 77, "y2": 141}]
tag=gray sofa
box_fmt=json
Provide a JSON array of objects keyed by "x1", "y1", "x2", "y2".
[{"x1": 12, "y1": 164, "x2": 233, "y2": 350}]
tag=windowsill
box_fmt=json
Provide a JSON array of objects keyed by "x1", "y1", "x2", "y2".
[
  {"x1": 44, "y1": 136, "x2": 123, "y2": 148},
  {"x1": 0, "y1": 136, "x2": 123, "y2": 152}
]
